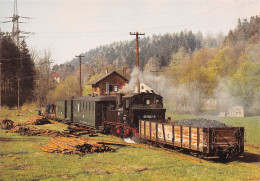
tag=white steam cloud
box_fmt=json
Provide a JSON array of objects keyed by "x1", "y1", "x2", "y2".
[{"x1": 120, "y1": 68, "x2": 259, "y2": 115}]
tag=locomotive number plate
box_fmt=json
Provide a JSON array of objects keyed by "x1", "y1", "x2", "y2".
[{"x1": 143, "y1": 115, "x2": 156, "y2": 119}]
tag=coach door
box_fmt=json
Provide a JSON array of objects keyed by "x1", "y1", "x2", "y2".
[
  {"x1": 70, "y1": 100, "x2": 73, "y2": 121},
  {"x1": 65, "y1": 100, "x2": 67, "y2": 119}
]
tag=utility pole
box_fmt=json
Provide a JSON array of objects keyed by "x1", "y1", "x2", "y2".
[
  {"x1": 17, "y1": 77, "x2": 20, "y2": 116},
  {"x1": 2, "y1": 0, "x2": 33, "y2": 48},
  {"x1": 130, "y1": 32, "x2": 145, "y2": 93},
  {"x1": 0, "y1": 63, "x2": 2, "y2": 110},
  {"x1": 75, "y1": 54, "x2": 85, "y2": 97}
]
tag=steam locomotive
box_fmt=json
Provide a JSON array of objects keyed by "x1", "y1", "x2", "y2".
[{"x1": 55, "y1": 92, "x2": 244, "y2": 160}]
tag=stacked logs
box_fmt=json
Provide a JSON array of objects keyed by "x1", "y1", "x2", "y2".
[
  {"x1": 25, "y1": 115, "x2": 52, "y2": 125},
  {"x1": 41, "y1": 137, "x2": 115, "y2": 155},
  {"x1": 64, "y1": 125, "x2": 97, "y2": 136},
  {"x1": 8, "y1": 126, "x2": 71, "y2": 137},
  {"x1": 0, "y1": 119, "x2": 15, "y2": 129}
]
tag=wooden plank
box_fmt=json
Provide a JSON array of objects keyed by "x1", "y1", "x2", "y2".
[
  {"x1": 144, "y1": 121, "x2": 146, "y2": 138},
  {"x1": 207, "y1": 128, "x2": 210, "y2": 153},
  {"x1": 156, "y1": 122, "x2": 158, "y2": 143},
  {"x1": 197, "y1": 127, "x2": 200, "y2": 151},
  {"x1": 172, "y1": 124, "x2": 174, "y2": 146},
  {"x1": 151, "y1": 122, "x2": 156, "y2": 139},
  {"x1": 149, "y1": 121, "x2": 152, "y2": 139},
  {"x1": 189, "y1": 127, "x2": 191, "y2": 149},
  {"x1": 162, "y1": 124, "x2": 166, "y2": 142},
  {"x1": 180, "y1": 126, "x2": 183, "y2": 147},
  {"x1": 139, "y1": 120, "x2": 141, "y2": 136}
]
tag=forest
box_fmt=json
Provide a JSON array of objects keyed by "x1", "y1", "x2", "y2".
[{"x1": 1, "y1": 15, "x2": 259, "y2": 115}]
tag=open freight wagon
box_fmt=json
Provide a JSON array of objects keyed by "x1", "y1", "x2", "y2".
[{"x1": 139, "y1": 120, "x2": 244, "y2": 159}]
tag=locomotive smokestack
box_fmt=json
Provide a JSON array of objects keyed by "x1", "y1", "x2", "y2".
[{"x1": 116, "y1": 93, "x2": 123, "y2": 107}]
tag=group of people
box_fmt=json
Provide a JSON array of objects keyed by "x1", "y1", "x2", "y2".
[
  {"x1": 46, "y1": 103, "x2": 56, "y2": 114},
  {"x1": 37, "y1": 102, "x2": 56, "y2": 116}
]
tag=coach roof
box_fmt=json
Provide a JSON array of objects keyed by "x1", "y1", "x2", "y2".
[{"x1": 72, "y1": 95, "x2": 116, "y2": 102}]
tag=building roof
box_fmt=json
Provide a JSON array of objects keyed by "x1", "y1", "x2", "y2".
[
  {"x1": 87, "y1": 71, "x2": 128, "y2": 85},
  {"x1": 52, "y1": 72, "x2": 61, "y2": 78}
]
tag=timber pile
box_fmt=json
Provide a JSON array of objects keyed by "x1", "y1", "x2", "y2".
[
  {"x1": 64, "y1": 125, "x2": 97, "y2": 136},
  {"x1": 0, "y1": 119, "x2": 14, "y2": 129},
  {"x1": 8, "y1": 126, "x2": 70, "y2": 137},
  {"x1": 41, "y1": 137, "x2": 115, "y2": 155},
  {"x1": 25, "y1": 115, "x2": 52, "y2": 125}
]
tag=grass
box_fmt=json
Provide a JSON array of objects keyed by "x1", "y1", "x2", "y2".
[{"x1": 0, "y1": 109, "x2": 259, "y2": 180}]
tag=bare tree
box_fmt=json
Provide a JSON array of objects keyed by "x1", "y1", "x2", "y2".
[{"x1": 33, "y1": 50, "x2": 55, "y2": 107}]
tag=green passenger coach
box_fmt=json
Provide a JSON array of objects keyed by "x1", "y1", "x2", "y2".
[{"x1": 56, "y1": 96, "x2": 116, "y2": 128}]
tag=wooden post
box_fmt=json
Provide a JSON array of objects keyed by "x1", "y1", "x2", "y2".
[{"x1": 18, "y1": 78, "x2": 20, "y2": 116}]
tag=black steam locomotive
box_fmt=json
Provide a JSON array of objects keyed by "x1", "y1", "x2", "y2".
[{"x1": 56, "y1": 92, "x2": 166, "y2": 138}]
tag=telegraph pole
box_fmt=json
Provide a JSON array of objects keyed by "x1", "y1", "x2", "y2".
[
  {"x1": 75, "y1": 55, "x2": 85, "y2": 97},
  {"x1": 0, "y1": 63, "x2": 2, "y2": 110},
  {"x1": 17, "y1": 78, "x2": 20, "y2": 116},
  {"x1": 130, "y1": 32, "x2": 145, "y2": 93}
]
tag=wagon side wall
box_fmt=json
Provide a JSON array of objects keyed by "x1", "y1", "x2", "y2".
[{"x1": 139, "y1": 120, "x2": 204, "y2": 152}]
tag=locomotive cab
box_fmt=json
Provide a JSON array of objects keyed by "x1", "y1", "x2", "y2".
[{"x1": 123, "y1": 93, "x2": 166, "y2": 128}]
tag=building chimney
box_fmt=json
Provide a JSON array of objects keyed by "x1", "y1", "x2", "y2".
[{"x1": 106, "y1": 68, "x2": 108, "y2": 74}]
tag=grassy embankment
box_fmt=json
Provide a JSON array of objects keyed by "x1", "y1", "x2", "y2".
[{"x1": 0, "y1": 107, "x2": 259, "y2": 180}]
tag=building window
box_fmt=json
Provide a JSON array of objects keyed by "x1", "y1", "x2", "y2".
[
  {"x1": 106, "y1": 82, "x2": 109, "y2": 94},
  {"x1": 114, "y1": 86, "x2": 118, "y2": 92},
  {"x1": 141, "y1": 86, "x2": 144, "y2": 89}
]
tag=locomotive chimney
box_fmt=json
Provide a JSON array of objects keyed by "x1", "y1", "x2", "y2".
[{"x1": 116, "y1": 93, "x2": 123, "y2": 107}]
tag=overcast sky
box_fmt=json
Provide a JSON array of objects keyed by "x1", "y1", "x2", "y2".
[{"x1": 1, "y1": 0, "x2": 259, "y2": 65}]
